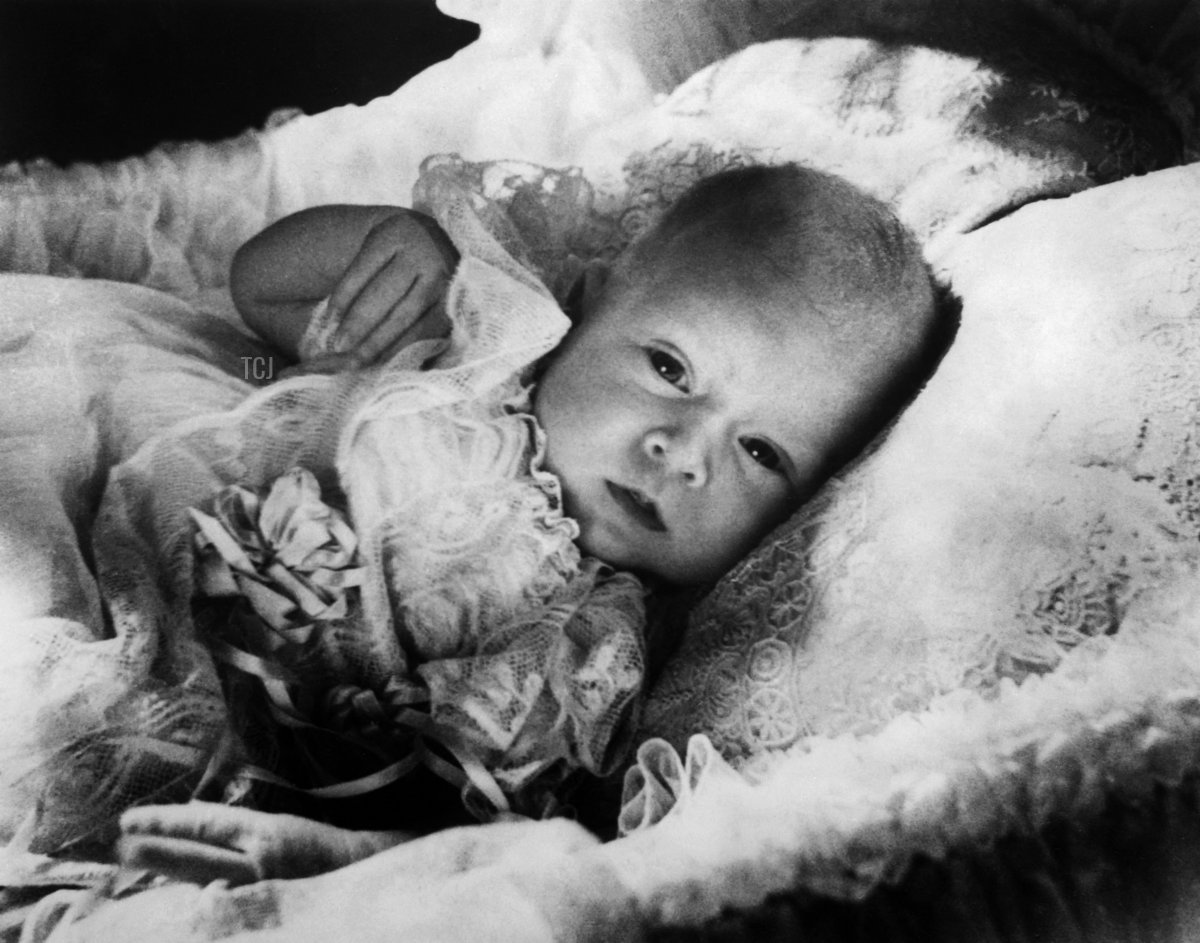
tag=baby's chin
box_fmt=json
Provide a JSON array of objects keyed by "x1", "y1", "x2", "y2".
[
  {"x1": 569, "y1": 514, "x2": 664, "y2": 581},
  {"x1": 560, "y1": 482, "x2": 741, "y2": 585},
  {"x1": 573, "y1": 524, "x2": 727, "y2": 586},
  {"x1": 571, "y1": 517, "x2": 639, "y2": 572}
]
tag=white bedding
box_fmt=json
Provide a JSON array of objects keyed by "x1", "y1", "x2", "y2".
[
  {"x1": 0, "y1": 275, "x2": 262, "y2": 627},
  {"x1": 2, "y1": 1, "x2": 1200, "y2": 940}
]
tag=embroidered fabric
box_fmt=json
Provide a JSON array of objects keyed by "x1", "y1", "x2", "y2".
[
  {"x1": 0, "y1": 169, "x2": 646, "y2": 866},
  {"x1": 607, "y1": 578, "x2": 1200, "y2": 923}
]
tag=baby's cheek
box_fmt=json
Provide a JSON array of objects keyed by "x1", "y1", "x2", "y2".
[{"x1": 716, "y1": 487, "x2": 792, "y2": 556}]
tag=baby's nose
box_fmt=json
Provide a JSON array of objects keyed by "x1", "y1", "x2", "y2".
[{"x1": 643, "y1": 426, "x2": 709, "y2": 487}]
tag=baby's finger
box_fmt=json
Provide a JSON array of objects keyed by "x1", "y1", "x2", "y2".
[
  {"x1": 336, "y1": 263, "x2": 423, "y2": 351},
  {"x1": 353, "y1": 290, "x2": 438, "y2": 364},
  {"x1": 120, "y1": 802, "x2": 259, "y2": 849},
  {"x1": 117, "y1": 834, "x2": 262, "y2": 887},
  {"x1": 326, "y1": 239, "x2": 398, "y2": 326},
  {"x1": 376, "y1": 299, "x2": 453, "y2": 365},
  {"x1": 356, "y1": 279, "x2": 450, "y2": 365}
]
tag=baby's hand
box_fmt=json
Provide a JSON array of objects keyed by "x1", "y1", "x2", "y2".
[
  {"x1": 318, "y1": 211, "x2": 458, "y2": 372},
  {"x1": 118, "y1": 802, "x2": 411, "y2": 886}
]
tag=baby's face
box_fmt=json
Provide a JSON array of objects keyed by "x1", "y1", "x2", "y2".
[{"x1": 534, "y1": 261, "x2": 877, "y2": 584}]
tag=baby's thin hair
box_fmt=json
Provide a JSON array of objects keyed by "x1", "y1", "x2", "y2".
[
  {"x1": 623, "y1": 163, "x2": 945, "y2": 471},
  {"x1": 626, "y1": 164, "x2": 927, "y2": 336}
]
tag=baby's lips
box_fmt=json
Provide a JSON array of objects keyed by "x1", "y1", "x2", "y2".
[{"x1": 607, "y1": 481, "x2": 668, "y2": 532}]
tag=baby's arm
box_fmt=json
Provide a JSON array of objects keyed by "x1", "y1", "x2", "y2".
[{"x1": 230, "y1": 205, "x2": 459, "y2": 370}]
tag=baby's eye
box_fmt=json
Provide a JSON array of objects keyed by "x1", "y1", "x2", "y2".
[
  {"x1": 741, "y1": 436, "x2": 783, "y2": 472},
  {"x1": 649, "y1": 350, "x2": 687, "y2": 388}
]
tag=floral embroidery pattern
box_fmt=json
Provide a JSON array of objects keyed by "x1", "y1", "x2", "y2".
[{"x1": 1031, "y1": 573, "x2": 1120, "y2": 649}]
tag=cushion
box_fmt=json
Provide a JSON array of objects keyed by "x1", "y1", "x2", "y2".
[{"x1": 638, "y1": 161, "x2": 1200, "y2": 773}]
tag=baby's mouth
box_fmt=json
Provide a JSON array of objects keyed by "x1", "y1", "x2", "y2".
[{"x1": 606, "y1": 481, "x2": 667, "y2": 533}]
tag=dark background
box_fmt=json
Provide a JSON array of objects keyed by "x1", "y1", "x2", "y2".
[{"x1": 0, "y1": 0, "x2": 478, "y2": 166}]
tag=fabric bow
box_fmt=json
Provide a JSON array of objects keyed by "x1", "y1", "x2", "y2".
[{"x1": 189, "y1": 467, "x2": 364, "y2": 650}]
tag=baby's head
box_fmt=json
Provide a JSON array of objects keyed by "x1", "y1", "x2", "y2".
[{"x1": 534, "y1": 164, "x2": 940, "y2": 584}]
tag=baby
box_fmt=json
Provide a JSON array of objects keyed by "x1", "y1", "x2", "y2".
[
  {"x1": 231, "y1": 164, "x2": 939, "y2": 585},
  {"x1": 115, "y1": 163, "x2": 940, "y2": 885}
]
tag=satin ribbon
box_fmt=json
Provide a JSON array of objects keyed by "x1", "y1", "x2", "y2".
[
  {"x1": 189, "y1": 468, "x2": 365, "y2": 637},
  {"x1": 192, "y1": 468, "x2": 510, "y2": 815},
  {"x1": 208, "y1": 639, "x2": 510, "y2": 815}
]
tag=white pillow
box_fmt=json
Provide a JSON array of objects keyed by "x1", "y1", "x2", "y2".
[{"x1": 638, "y1": 161, "x2": 1200, "y2": 770}]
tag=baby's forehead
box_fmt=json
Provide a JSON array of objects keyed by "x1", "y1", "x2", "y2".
[
  {"x1": 646, "y1": 263, "x2": 841, "y2": 345},
  {"x1": 614, "y1": 231, "x2": 882, "y2": 358}
]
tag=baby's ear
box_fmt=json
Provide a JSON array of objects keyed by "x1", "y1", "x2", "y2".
[{"x1": 566, "y1": 261, "x2": 611, "y2": 323}]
